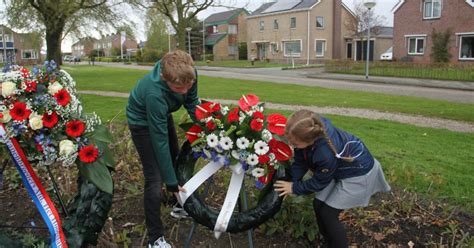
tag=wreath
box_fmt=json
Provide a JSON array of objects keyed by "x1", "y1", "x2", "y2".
[
  {"x1": 0, "y1": 62, "x2": 114, "y2": 247},
  {"x1": 177, "y1": 95, "x2": 293, "y2": 234}
]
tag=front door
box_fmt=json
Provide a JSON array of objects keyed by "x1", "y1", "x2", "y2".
[
  {"x1": 346, "y1": 42, "x2": 353, "y2": 60},
  {"x1": 356, "y1": 40, "x2": 374, "y2": 61},
  {"x1": 257, "y1": 43, "x2": 267, "y2": 60}
]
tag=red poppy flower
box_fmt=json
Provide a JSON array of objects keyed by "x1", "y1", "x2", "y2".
[
  {"x1": 10, "y1": 102, "x2": 31, "y2": 121},
  {"x1": 186, "y1": 124, "x2": 202, "y2": 144},
  {"x1": 267, "y1": 113, "x2": 287, "y2": 136},
  {"x1": 65, "y1": 120, "x2": 85, "y2": 138},
  {"x1": 79, "y1": 145, "x2": 99, "y2": 163},
  {"x1": 258, "y1": 154, "x2": 270, "y2": 164},
  {"x1": 21, "y1": 68, "x2": 30, "y2": 78},
  {"x1": 238, "y1": 94, "x2": 259, "y2": 112},
  {"x1": 195, "y1": 102, "x2": 220, "y2": 121},
  {"x1": 227, "y1": 108, "x2": 240, "y2": 123},
  {"x1": 25, "y1": 80, "x2": 37, "y2": 92},
  {"x1": 269, "y1": 139, "x2": 292, "y2": 161},
  {"x1": 42, "y1": 112, "x2": 59, "y2": 128},
  {"x1": 250, "y1": 118, "x2": 263, "y2": 131},
  {"x1": 54, "y1": 89, "x2": 71, "y2": 107},
  {"x1": 206, "y1": 120, "x2": 216, "y2": 130}
]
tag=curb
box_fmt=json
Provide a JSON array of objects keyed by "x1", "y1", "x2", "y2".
[{"x1": 306, "y1": 73, "x2": 474, "y2": 91}]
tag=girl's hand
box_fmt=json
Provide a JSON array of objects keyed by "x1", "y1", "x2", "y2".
[{"x1": 274, "y1": 180, "x2": 293, "y2": 197}]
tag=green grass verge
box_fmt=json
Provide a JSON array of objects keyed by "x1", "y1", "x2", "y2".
[
  {"x1": 68, "y1": 66, "x2": 474, "y2": 123},
  {"x1": 80, "y1": 94, "x2": 474, "y2": 212},
  {"x1": 194, "y1": 60, "x2": 287, "y2": 68}
]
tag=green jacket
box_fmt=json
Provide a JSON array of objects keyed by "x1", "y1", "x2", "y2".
[{"x1": 126, "y1": 61, "x2": 199, "y2": 189}]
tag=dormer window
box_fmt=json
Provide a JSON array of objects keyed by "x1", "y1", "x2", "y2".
[
  {"x1": 423, "y1": 0, "x2": 441, "y2": 19},
  {"x1": 213, "y1": 26, "x2": 218, "y2": 33}
]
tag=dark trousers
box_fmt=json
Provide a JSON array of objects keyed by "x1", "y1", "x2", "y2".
[
  {"x1": 313, "y1": 199, "x2": 348, "y2": 248},
  {"x1": 129, "y1": 115, "x2": 179, "y2": 243}
]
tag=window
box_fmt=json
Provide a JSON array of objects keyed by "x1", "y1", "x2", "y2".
[
  {"x1": 290, "y1": 17, "x2": 296, "y2": 29},
  {"x1": 283, "y1": 40, "x2": 301, "y2": 57},
  {"x1": 423, "y1": 0, "x2": 441, "y2": 19},
  {"x1": 466, "y1": 0, "x2": 474, "y2": 7},
  {"x1": 270, "y1": 42, "x2": 279, "y2": 54},
  {"x1": 213, "y1": 26, "x2": 218, "y2": 33},
  {"x1": 315, "y1": 40, "x2": 326, "y2": 57},
  {"x1": 273, "y1": 19, "x2": 279, "y2": 30},
  {"x1": 228, "y1": 25, "x2": 237, "y2": 34},
  {"x1": 259, "y1": 21, "x2": 265, "y2": 31},
  {"x1": 408, "y1": 37, "x2": 425, "y2": 55},
  {"x1": 22, "y1": 50, "x2": 38, "y2": 59},
  {"x1": 228, "y1": 45, "x2": 238, "y2": 55},
  {"x1": 460, "y1": 35, "x2": 474, "y2": 60},
  {"x1": 316, "y1": 16, "x2": 324, "y2": 29}
]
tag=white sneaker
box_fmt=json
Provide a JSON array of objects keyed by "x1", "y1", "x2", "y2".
[
  {"x1": 170, "y1": 205, "x2": 189, "y2": 219},
  {"x1": 148, "y1": 236, "x2": 171, "y2": 248}
]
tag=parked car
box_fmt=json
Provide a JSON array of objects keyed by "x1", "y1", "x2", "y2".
[
  {"x1": 63, "y1": 55, "x2": 74, "y2": 62},
  {"x1": 380, "y1": 47, "x2": 393, "y2": 61},
  {"x1": 73, "y1": 56, "x2": 81, "y2": 62}
]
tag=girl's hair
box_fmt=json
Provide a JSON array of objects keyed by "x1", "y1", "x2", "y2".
[
  {"x1": 285, "y1": 110, "x2": 354, "y2": 162},
  {"x1": 161, "y1": 50, "x2": 195, "y2": 86}
]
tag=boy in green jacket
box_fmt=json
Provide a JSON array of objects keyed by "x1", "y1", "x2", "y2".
[{"x1": 126, "y1": 50, "x2": 199, "y2": 248}]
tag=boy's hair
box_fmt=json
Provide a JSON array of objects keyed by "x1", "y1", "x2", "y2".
[
  {"x1": 285, "y1": 109, "x2": 353, "y2": 162},
  {"x1": 161, "y1": 50, "x2": 195, "y2": 86}
]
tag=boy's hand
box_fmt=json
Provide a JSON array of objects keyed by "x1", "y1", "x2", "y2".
[
  {"x1": 173, "y1": 185, "x2": 187, "y2": 200},
  {"x1": 274, "y1": 180, "x2": 293, "y2": 197}
]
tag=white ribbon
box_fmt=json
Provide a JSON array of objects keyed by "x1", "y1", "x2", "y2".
[{"x1": 178, "y1": 155, "x2": 245, "y2": 239}]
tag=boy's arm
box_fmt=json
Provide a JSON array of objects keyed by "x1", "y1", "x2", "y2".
[
  {"x1": 146, "y1": 94, "x2": 179, "y2": 191},
  {"x1": 184, "y1": 70, "x2": 200, "y2": 122},
  {"x1": 291, "y1": 146, "x2": 337, "y2": 195}
]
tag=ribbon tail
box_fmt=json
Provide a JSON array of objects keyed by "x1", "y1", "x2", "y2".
[{"x1": 213, "y1": 163, "x2": 245, "y2": 238}]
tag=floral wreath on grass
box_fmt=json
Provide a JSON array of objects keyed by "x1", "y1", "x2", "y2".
[
  {"x1": 0, "y1": 62, "x2": 115, "y2": 247},
  {"x1": 176, "y1": 94, "x2": 293, "y2": 234}
]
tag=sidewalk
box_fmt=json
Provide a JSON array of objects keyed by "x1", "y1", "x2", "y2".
[{"x1": 306, "y1": 72, "x2": 474, "y2": 91}]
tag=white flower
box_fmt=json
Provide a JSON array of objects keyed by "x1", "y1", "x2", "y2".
[
  {"x1": 236, "y1": 137, "x2": 250, "y2": 149},
  {"x1": 59, "y1": 140, "x2": 77, "y2": 156},
  {"x1": 206, "y1": 133, "x2": 219, "y2": 148},
  {"x1": 48, "y1": 82, "x2": 63, "y2": 95},
  {"x1": 254, "y1": 140, "x2": 269, "y2": 155},
  {"x1": 219, "y1": 136, "x2": 233, "y2": 150},
  {"x1": 261, "y1": 129, "x2": 273, "y2": 142},
  {"x1": 251, "y1": 168, "x2": 265, "y2": 178},
  {"x1": 0, "y1": 110, "x2": 12, "y2": 123},
  {"x1": 246, "y1": 154, "x2": 259, "y2": 166},
  {"x1": 1, "y1": 81, "x2": 17, "y2": 97},
  {"x1": 29, "y1": 112, "x2": 43, "y2": 130}
]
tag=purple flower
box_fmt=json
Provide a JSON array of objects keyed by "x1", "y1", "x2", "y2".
[{"x1": 255, "y1": 181, "x2": 265, "y2": 189}]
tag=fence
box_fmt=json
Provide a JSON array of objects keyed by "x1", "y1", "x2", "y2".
[{"x1": 325, "y1": 60, "x2": 474, "y2": 82}]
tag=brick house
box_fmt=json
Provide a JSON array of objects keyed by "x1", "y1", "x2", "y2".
[
  {"x1": 392, "y1": 0, "x2": 474, "y2": 63},
  {"x1": 1, "y1": 25, "x2": 41, "y2": 65},
  {"x1": 246, "y1": 0, "x2": 356, "y2": 64},
  {"x1": 71, "y1": 37, "x2": 97, "y2": 59},
  {"x1": 92, "y1": 33, "x2": 138, "y2": 57},
  {"x1": 204, "y1": 8, "x2": 249, "y2": 61}
]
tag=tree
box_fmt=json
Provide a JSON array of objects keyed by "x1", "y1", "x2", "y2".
[
  {"x1": 144, "y1": 7, "x2": 170, "y2": 52},
  {"x1": 146, "y1": 0, "x2": 217, "y2": 51},
  {"x1": 344, "y1": 1, "x2": 387, "y2": 58},
  {"x1": 3, "y1": 0, "x2": 139, "y2": 64}
]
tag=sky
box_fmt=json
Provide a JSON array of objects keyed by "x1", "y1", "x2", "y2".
[{"x1": 0, "y1": 0, "x2": 400, "y2": 53}]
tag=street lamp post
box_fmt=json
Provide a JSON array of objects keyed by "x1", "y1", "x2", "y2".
[
  {"x1": 364, "y1": 0, "x2": 376, "y2": 79},
  {"x1": 186, "y1": 27, "x2": 192, "y2": 55}
]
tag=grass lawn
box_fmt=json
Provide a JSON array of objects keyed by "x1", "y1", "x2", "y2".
[
  {"x1": 326, "y1": 61, "x2": 474, "y2": 82},
  {"x1": 67, "y1": 66, "x2": 474, "y2": 123},
  {"x1": 194, "y1": 60, "x2": 287, "y2": 68},
  {"x1": 80, "y1": 94, "x2": 474, "y2": 212}
]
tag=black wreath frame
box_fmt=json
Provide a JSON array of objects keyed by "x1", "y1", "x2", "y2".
[{"x1": 176, "y1": 141, "x2": 290, "y2": 233}]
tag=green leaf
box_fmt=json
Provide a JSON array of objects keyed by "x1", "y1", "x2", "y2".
[
  {"x1": 78, "y1": 161, "x2": 113, "y2": 194},
  {"x1": 91, "y1": 125, "x2": 114, "y2": 143},
  {"x1": 178, "y1": 122, "x2": 195, "y2": 132}
]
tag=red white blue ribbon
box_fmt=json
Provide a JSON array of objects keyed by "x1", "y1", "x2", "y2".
[{"x1": 0, "y1": 124, "x2": 68, "y2": 248}]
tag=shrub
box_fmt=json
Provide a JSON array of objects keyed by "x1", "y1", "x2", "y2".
[
  {"x1": 142, "y1": 49, "x2": 163, "y2": 63},
  {"x1": 431, "y1": 28, "x2": 452, "y2": 63}
]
